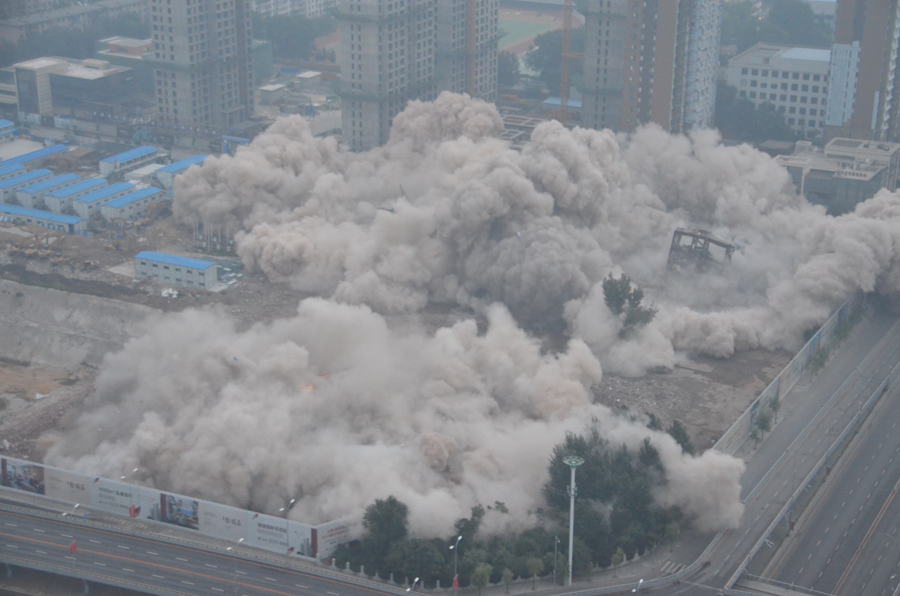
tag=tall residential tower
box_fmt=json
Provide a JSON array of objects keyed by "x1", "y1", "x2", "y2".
[
  {"x1": 150, "y1": 0, "x2": 254, "y2": 131},
  {"x1": 580, "y1": 0, "x2": 721, "y2": 134},
  {"x1": 338, "y1": 0, "x2": 498, "y2": 151}
]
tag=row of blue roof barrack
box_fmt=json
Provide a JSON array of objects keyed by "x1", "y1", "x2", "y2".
[
  {"x1": 1, "y1": 144, "x2": 68, "y2": 166},
  {"x1": 100, "y1": 145, "x2": 158, "y2": 164},
  {"x1": 73, "y1": 182, "x2": 134, "y2": 205},
  {"x1": 0, "y1": 169, "x2": 52, "y2": 189},
  {"x1": 158, "y1": 154, "x2": 208, "y2": 174},
  {"x1": 47, "y1": 177, "x2": 106, "y2": 199},
  {"x1": 103, "y1": 187, "x2": 163, "y2": 209},
  {"x1": 135, "y1": 251, "x2": 216, "y2": 270},
  {"x1": 0, "y1": 120, "x2": 14, "y2": 130},
  {"x1": 0, "y1": 164, "x2": 24, "y2": 179},
  {"x1": 0, "y1": 204, "x2": 83, "y2": 225},
  {"x1": 19, "y1": 173, "x2": 80, "y2": 194}
]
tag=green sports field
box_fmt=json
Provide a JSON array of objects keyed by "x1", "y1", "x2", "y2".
[{"x1": 498, "y1": 18, "x2": 557, "y2": 51}]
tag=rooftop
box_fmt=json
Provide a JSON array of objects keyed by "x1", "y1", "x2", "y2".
[
  {"x1": 0, "y1": 169, "x2": 52, "y2": 189},
  {"x1": 101, "y1": 146, "x2": 159, "y2": 164},
  {"x1": 103, "y1": 187, "x2": 163, "y2": 209},
  {"x1": 47, "y1": 178, "x2": 106, "y2": 198},
  {"x1": 158, "y1": 155, "x2": 208, "y2": 174},
  {"x1": 0, "y1": 120, "x2": 14, "y2": 129},
  {"x1": 780, "y1": 47, "x2": 832, "y2": 62},
  {"x1": 135, "y1": 251, "x2": 216, "y2": 271},
  {"x1": 72, "y1": 182, "x2": 134, "y2": 204},
  {"x1": 731, "y1": 43, "x2": 832, "y2": 67},
  {"x1": 100, "y1": 36, "x2": 152, "y2": 48},
  {"x1": 2, "y1": 145, "x2": 68, "y2": 166},
  {"x1": 0, "y1": 204, "x2": 84, "y2": 225},
  {"x1": 0, "y1": 164, "x2": 25, "y2": 178},
  {"x1": 18, "y1": 173, "x2": 80, "y2": 194}
]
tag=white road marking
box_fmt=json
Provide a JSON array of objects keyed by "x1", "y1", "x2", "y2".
[
  {"x1": 296, "y1": 585, "x2": 309, "y2": 589},
  {"x1": 65, "y1": 556, "x2": 76, "y2": 560},
  {"x1": 265, "y1": 577, "x2": 277, "y2": 582},
  {"x1": 118, "y1": 545, "x2": 130, "y2": 550},
  {"x1": 62, "y1": 534, "x2": 72, "y2": 538},
  {"x1": 205, "y1": 563, "x2": 218, "y2": 568},
  {"x1": 153, "y1": 574, "x2": 166, "y2": 579},
  {"x1": 94, "y1": 562, "x2": 106, "y2": 567},
  {"x1": 327, "y1": 591, "x2": 340, "y2": 595},
  {"x1": 147, "y1": 551, "x2": 158, "y2": 555},
  {"x1": 5, "y1": 545, "x2": 18, "y2": 549},
  {"x1": 177, "y1": 557, "x2": 189, "y2": 562},
  {"x1": 33, "y1": 528, "x2": 45, "y2": 533},
  {"x1": 4, "y1": 523, "x2": 16, "y2": 527},
  {"x1": 212, "y1": 588, "x2": 225, "y2": 593},
  {"x1": 123, "y1": 568, "x2": 135, "y2": 572},
  {"x1": 35, "y1": 550, "x2": 47, "y2": 554},
  {"x1": 89, "y1": 539, "x2": 102, "y2": 544},
  {"x1": 182, "y1": 581, "x2": 195, "y2": 586}
]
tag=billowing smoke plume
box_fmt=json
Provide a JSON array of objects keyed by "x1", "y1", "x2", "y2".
[
  {"x1": 174, "y1": 93, "x2": 900, "y2": 374},
  {"x1": 44, "y1": 299, "x2": 744, "y2": 535},
  {"x1": 47, "y1": 92, "x2": 900, "y2": 537}
]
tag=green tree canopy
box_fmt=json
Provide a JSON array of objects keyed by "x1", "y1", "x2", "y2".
[
  {"x1": 721, "y1": 0, "x2": 831, "y2": 53},
  {"x1": 498, "y1": 51, "x2": 521, "y2": 87},
  {"x1": 524, "y1": 28, "x2": 584, "y2": 92},
  {"x1": 472, "y1": 563, "x2": 493, "y2": 595},
  {"x1": 362, "y1": 495, "x2": 409, "y2": 567},
  {"x1": 386, "y1": 539, "x2": 445, "y2": 586},
  {"x1": 667, "y1": 420, "x2": 694, "y2": 456},
  {"x1": 714, "y1": 82, "x2": 797, "y2": 143}
]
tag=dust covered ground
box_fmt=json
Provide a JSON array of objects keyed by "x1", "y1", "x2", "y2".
[{"x1": 0, "y1": 216, "x2": 789, "y2": 467}]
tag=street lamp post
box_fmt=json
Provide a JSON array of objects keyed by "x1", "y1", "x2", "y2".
[
  {"x1": 406, "y1": 577, "x2": 420, "y2": 592},
  {"x1": 563, "y1": 455, "x2": 584, "y2": 587},
  {"x1": 279, "y1": 498, "x2": 297, "y2": 517},
  {"x1": 449, "y1": 535, "x2": 462, "y2": 592},
  {"x1": 553, "y1": 536, "x2": 559, "y2": 585}
]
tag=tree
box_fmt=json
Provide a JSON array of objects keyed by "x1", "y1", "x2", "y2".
[
  {"x1": 664, "y1": 522, "x2": 680, "y2": 550},
  {"x1": 720, "y1": 0, "x2": 831, "y2": 53},
  {"x1": 386, "y1": 539, "x2": 445, "y2": 586},
  {"x1": 755, "y1": 409, "x2": 773, "y2": 439},
  {"x1": 472, "y1": 563, "x2": 493, "y2": 596},
  {"x1": 502, "y1": 568, "x2": 514, "y2": 593},
  {"x1": 602, "y1": 274, "x2": 657, "y2": 335},
  {"x1": 611, "y1": 547, "x2": 625, "y2": 576},
  {"x1": 498, "y1": 51, "x2": 521, "y2": 87},
  {"x1": 525, "y1": 28, "x2": 584, "y2": 92},
  {"x1": 667, "y1": 420, "x2": 694, "y2": 456},
  {"x1": 714, "y1": 82, "x2": 797, "y2": 143},
  {"x1": 721, "y1": 0, "x2": 761, "y2": 52},
  {"x1": 526, "y1": 557, "x2": 544, "y2": 590},
  {"x1": 362, "y1": 496, "x2": 409, "y2": 568}
]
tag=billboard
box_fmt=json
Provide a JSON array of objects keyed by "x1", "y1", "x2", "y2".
[
  {"x1": 1, "y1": 458, "x2": 45, "y2": 495},
  {"x1": 288, "y1": 521, "x2": 315, "y2": 558},
  {"x1": 45, "y1": 468, "x2": 92, "y2": 504},
  {"x1": 160, "y1": 492, "x2": 200, "y2": 530},
  {"x1": 198, "y1": 501, "x2": 248, "y2": 543},
  {"x1": 315, "y1": 518, "x2": 355, "y2": 559},
  {"x1": 92, "y1": 478, "x2": 137, "y2": 517},
  {"x1": 248, "y1": 513, "x2": 289, "y2": 554}
]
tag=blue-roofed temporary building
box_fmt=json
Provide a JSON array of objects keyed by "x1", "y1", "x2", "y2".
[
  {"x1": 0, "y1": 164, "x2": 25, "y2": 182},
  {"x1": 99, "y1": 146, "x2": 162, "y2": 177},
  {"x1": 0, "y1": 169, "x2": 53, "y2": 202},
  {"x1": 134, "y1": 251, "x2": 217, "y2": 290},
  {"x1": 0, "y1": 120, "x2": 14, "y2": 142},
  {"x1": 101, "y1": 187, "x2": 166, "y2": 222},
  {"x1": 542, "y1": 97, "x2": 583, "y2": 109},
  {"x1": 155, "y1": 155, "x2": 208, "y2": 189},
  {"x1": 0, "y1": 204, "x2": 87, "y2": 234},
  {"x1": 45, "y1": 178, "x2": 107, "y2": 214},
  {"x1": 16, "y1": 173, "x2": 81, "y2": 209},
  {"x1": 2, "y1": 145, "x2": 68, "y2": 167},
  {"x1": 71, "y1": 182, "x2": 135, "y2": 219}
]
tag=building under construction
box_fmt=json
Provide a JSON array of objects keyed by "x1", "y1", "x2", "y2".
[
  {"x1": 338, "y1": 0, "x2": 499, "y2": 151},
  {"x1": 667, "y1": 228, "x2": 735, "y2": 272}
]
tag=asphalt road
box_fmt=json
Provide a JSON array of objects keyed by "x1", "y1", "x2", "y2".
[
  {"x1": 764, "y1": 363, "x2": 900, "y2": 596},
  {"x1": 0, "y1": 507, "x2": 399, "y2": 596},
  {"x1": 647, "y1": 306, "x2": 900, "y2": 595},
  {"x1": 4, "y1": 307, "x2": 900, "y2": 596}
]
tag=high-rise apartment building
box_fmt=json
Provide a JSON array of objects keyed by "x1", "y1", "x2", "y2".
[
  {"x1": 825, "y1": 0, "x2": 900, "y2": 141},
  {"x1": 580, "y1": 0, "x2": 721, "y2": 134},
  {"x1": 338, "y1": 0, "x2": 498, "y2": 151},
  {"x1": 150, "y1": 0, "x2": 254, "y2": 130}
]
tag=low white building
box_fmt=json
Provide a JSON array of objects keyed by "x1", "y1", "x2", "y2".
[
  {"x1": 155, "y1": 155, "x2": 207, "y2": 190},
  {"x1": 100, "y1": 187, "x2": 166, "y2": 221},
  {"x1": 126, "y1": 163, "x2": 164, "y2": 185},
  {"x1": 0, "y1": 164, "x2": 25, "y2": 181},
  {"x1": 0, "y1": 169, "x2": 53, "y2": 202},
  {"x1": 724, "y1": 43, "x2": 831, "y2": 139},
  {"x1": 71, "y1": 182, "x2": 135, "y2": 219},
  {"x1": 0, "y1": 204, "x2": 87, "y2": 234},
  {"x1": 99, "y1": 146, "x2": 162, "y2": 177},
  {"x1": 44, "y1": 177, "x2": 107, "y2": 214},
  {"x1": 15, "y1": 173, "x2": 80, "y2": 209},
  {"x1": 134, "y1": 251, "x2": 217, "y2": 289},
  {"x1": 0, "y1": 119, "x2": 14, "y2": 143}
]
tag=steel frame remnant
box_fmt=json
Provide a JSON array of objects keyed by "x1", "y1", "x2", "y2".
[{"x1": 667, "y1": 228, "x2": 735, "y2": 272}]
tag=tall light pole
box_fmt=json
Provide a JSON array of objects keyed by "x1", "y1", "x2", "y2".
[
  {"x1": 449, "y1": 535, "x2": 462, "y2": 591},
  {"x1": 563, "y1": 455, "x2": 584, "y2": 587},
  {"x1": 553, "y1": 535, "x2": 559, "y2": 585}
]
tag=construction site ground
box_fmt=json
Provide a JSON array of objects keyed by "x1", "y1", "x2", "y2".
[{"x1": 0, "y1": 215, "x2": 791, "y2": 466}]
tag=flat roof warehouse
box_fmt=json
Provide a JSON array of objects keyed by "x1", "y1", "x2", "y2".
[{"x1": 135, "y1": 251, "x2": 216, "y2": 270}]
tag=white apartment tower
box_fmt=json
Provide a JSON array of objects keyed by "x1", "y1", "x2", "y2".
[
  {"x1": 150, "y1": 0, "x2": 254, "y2": 130},
  {"x1": 339, "y1": 0, "x2": 498, "y2": 151},
  {"x1": 581, "y1": 0, "x2": 721, "y2": 134}
]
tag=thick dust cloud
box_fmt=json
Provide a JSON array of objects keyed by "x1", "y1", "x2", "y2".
[{"x1": 46, "y1": 92, "x2": 900, "y2": 538}]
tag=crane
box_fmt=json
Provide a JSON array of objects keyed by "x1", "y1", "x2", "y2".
[{"x1": 558, "y1": 0, "x2": 581, "y2": 126}]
